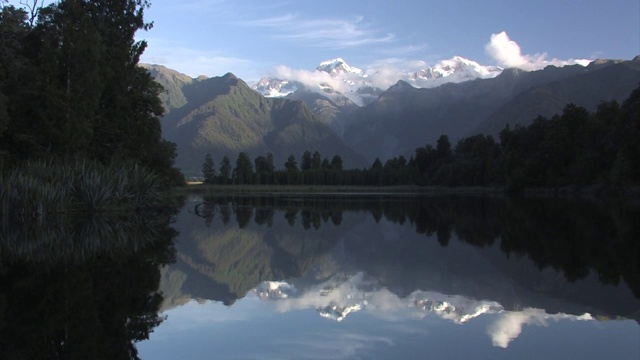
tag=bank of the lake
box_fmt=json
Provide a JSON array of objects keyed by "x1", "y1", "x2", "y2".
[
  {"x1": 172, "y1": 183, "x2": 640, "y2": 201},
  {"x1": 172, "y1": 184, "x2": 506, "y2": 196}
]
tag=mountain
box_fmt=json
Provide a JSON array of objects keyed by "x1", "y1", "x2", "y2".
[
  {"x1": 410, "y1": 56, "x2": 503, "y2": 84},
  {"x1": 147, "y1": 56, "x2": 640, "y2": 169},
  {"x1": 476, "y1": 57, "x2": 640, "y2": 135},
  {"x1": 285, "y1": 88, "x2": 360, "y2": 135},
  {"x1": 253, "y1": 56, "x2": 502, "y2": 105},
  {"x1": 251, "y1": 57, "x2": 502, "y2": 130},
  {"x1": 342, "y1": 57, "x2": 640, "y2": 163},
  {"x1": 141, "y1": 64, "x2": 201, "y2": 111},
  {"x1": 159, "y1": 72, "x2": 366, "y2": 175}
]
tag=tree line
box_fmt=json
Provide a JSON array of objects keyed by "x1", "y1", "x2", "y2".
[
  {"x1": 0, "y1": 0, "x2": 183, "y2": 185},
  {"x1": 203, "y1": 85, "x2": 640, "y2": 190}
]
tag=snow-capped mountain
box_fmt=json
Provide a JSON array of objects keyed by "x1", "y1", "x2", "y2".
[
  {"x1": 411, "y1": 56, "x2": 503, "y2": 85},
  {"x1": 253, "y1": 281, "x2": 297, "y2": 300},
  {"x1": 252, "y1": 78, "x2": 298, "y2": 97},
  {"x1": 251, "y1": 56, "x2": 503, "y2": 106},
  {"x1": 252, "y1": 273, "x2": 504, "y2": 323},
  {"x1": 316, "y1": 57, "x2": 364, "y2": 77}
]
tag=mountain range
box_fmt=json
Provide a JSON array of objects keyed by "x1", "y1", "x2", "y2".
[
  {"x1": 344, "y1": 58, "x2": 640, "y2": 161},
  {"x1": 150, "y1": 68, "x2": 367, "y2": 175},
  {"x1": 252, "y1": 56, "x2": 504, "y2": 106},
  {"x1": 146, "y1": 55, "x2": 640, "y2": 173}
]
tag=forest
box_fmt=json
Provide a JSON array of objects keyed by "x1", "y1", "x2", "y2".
[
  {"x1": 203, "y1": 85, "x2": 640, "y2": 192},
  {"x1": 0, "y1": 0, "x2": 183, "y2": 185}
]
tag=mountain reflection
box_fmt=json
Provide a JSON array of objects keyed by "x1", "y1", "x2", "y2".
[
  {"x1": 0, "y1": 209, "x2": 178, "y2": 359},
  {"x1": 182, "y1": 194, "x2": 640, "y2": 305},
  {"x1": 151, "y1": 194, "x2": 640, "y2": 356}
]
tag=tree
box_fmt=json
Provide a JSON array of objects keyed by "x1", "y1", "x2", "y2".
[
  {"x1": 254, "y1": 153, "x2": 274, "y2": 184},
  {"x1": 371, "y1": 158, "x2": 383, "y2": 170},
  {"x1": 436, "y1": 134, "x2": 453, "y2": 164},
  {"x1": 254, "y1": 153, "x2": 274, "y2": 174},
  {"x1": 311, "y1": 151, "x2": 322, "y2": 170},
  {"x1": 202, "y1": 153, "x2": 215, "y2": 184},
  {"x1": 284, "y1": 154, "x2": 298, "y2": 172},
  {"x1": 219, "y1": 156, "x2": 231, "y2": 184},
  {"x1": 0, "y1": 0, "x2": 183, "y2": 184},
  {"x1": 301, "y1": 151, "x2": 312, "y2": 171},
  {"x1": 330, "y1": 155, "x2": 343, "y2": 170},
  {"x1": 233, "y1": 152, "x2": 253, "y2": 184}
]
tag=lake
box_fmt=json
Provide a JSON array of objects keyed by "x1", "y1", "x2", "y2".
[{"x1": 1, "y1": 194, "x2": 639, "y2": 359}]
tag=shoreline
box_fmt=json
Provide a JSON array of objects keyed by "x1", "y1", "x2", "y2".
[
  {"x1": 173, "y1": 183, "x2": 640, "y2": 200},
  {"x1": 172, "y1": 184, "x2": 505, "y2": 196}
]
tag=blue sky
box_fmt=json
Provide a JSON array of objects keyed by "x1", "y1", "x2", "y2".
[{"x1": 136, "y1": 0, "x2": 639, "y2": 81}]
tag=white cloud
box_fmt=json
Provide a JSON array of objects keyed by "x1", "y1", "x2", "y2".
[
  {"x1": 485, "y1": 31, "x2": 591, "y2": 70},
  {"x1": 272, "y1": 65, "x2": 344, "y2": 92},
  {"x1": 242, "y1": 14, "x2": 394, "y2": 50},
  {"x1": 487, "y1": 308, "x2": 594, "y2": 348},
  {"x1": 363, "y1": 58, "x2": 429, "y2": 90}
]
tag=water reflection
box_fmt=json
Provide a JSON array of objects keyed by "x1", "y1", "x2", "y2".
[
  {"x1": 0, "y1": 209, "x2": 178, "y2": 359},
  {"x1": 180, "y1": 194, "x2": 640, "y2": 306},
  {"x1": 147, "y1": 194, "x2": 639, "y2": 358}
]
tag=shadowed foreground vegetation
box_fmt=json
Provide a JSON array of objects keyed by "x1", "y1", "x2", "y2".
[
  {"x1": 0, "y1": 203, "x2": 179, "y2": 359},
  {"x1": 0, "y1": 166, "x2": 181, "y2": 358},
  {"x1": 0, "y1": 159, "x2": 170, "y2": 225}
]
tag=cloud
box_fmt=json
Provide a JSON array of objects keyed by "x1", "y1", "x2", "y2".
[
  {"x1": 487, "y1": 308, "x2": 594, "y2": 348},
  {"x1": 242, "y1": 14, "x2": 394, "y2": 50},
  {"x1": 486, "y1": 31, "x2": 591, "y2": 70},
  {"x1": 363, "y1": 58, "x2": 429, "y2": 90},
  {"x1": 268, "y1": 57, "x2": 425, "y2": 97},
  {"x1": 272, "y1": 65, "x2": 346, "y2": 91}
]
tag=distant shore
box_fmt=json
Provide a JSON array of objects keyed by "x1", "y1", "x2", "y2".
[
  {"x1": 174, "y1": 183, "x2": 640, "y2": 199},
  {"x1": 177, "y1": 184, "x2": 503, "y2": 196}
]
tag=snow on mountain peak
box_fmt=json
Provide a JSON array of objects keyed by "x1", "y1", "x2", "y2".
[
  {"x1": 251, "y1": 55, "x2": 503, "y2": 104},
  {"x1": 412, "y1": 56, "x2": 503, "y2": 82},
  {"x1": 317, "y1": 58, "x2": 363, "y2": 76},
  {"x1": 251, "y1": 273, "x2": 505, "y2": 323}
]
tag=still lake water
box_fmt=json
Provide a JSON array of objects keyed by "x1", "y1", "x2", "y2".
[
  {"x1": 1, "y1": 194, "x2": 639, "y2": 359},
  {"x1": 141, "y1": 194, "x2": 639, "y2": 360}
]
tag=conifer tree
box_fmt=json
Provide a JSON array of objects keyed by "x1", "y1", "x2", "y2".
[
  {"x1": 202, "y1": 153, "x2": 215, "y2": 184},
  {"x1": 219, "y1": 156, "x2": 232, "y2": 184}
]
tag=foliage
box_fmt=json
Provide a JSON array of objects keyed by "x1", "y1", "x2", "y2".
[
  {"x1": 202, "y1": 153, "x2": 215, "y2": 184},
  {"x1": 0, "y1": 0, "x2": 183, "y2": 185},
  {"x1": 233, "y1": 152, "x2": 253, "y2": 184},
  {"x1": 0, "y1": 203, "x2": 177, "y2": 359},
  {"x1": 0, "y1": 158, "x2": 167, "y2": 227},
  {"x1": 218, "y1": 155, "x2": 232, "y2": 184}
]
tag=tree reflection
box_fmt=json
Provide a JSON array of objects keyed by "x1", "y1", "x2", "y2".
[
  {"x1": 191, "y1": 194, "x2": 640, "y2": 300},
  {"x1": 0, "y1": 209, "x2": 177, "y2": 359}
]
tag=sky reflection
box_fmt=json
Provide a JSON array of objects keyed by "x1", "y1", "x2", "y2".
[{"x1": 139, "y1": 284, "x2": 639, "y2": 360}]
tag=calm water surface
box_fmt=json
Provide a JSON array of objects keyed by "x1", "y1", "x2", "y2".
[
  {"x1": 1, "y1": 194, "x2": 638, "y2": 359},
  {"x1": 140, "y1": 195, "x2": 639, "y2": 360}
]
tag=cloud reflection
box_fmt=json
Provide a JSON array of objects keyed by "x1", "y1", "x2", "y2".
[{"x1": 488, "y1": 308, "x2": 594, "y2": 348}]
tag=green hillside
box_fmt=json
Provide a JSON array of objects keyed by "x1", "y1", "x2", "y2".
[
  {"x1": 140, "y1": 63, "x2": 197, "y2": 111},
  {"x1": 160, "y1": 73, "x2": 367, "y2": 175}
]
